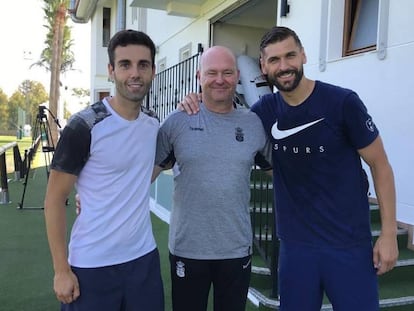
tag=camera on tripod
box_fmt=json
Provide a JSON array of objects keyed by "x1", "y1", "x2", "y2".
[
  {"x1": 18, "y1": 105, "x2": 60, "y2": 209},
  {"x1": 38, "y1": 105, "x2": 47, "y2": 119},
  {"x1": 36, "y1": 105, "x2": 55, "y2": 153}
]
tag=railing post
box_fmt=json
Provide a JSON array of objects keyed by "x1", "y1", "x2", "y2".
[
  {"x1": 22, "y1": 149, "x2": 28, "y2": 179},
  {"x1": 0, "y1": 153, "x2": 10, "y2": 204},
  {"x1": 13, "y1": 145, "x2": 23, "y2": 180},
  {"x1": 0, "y1": 142, "x2": 17, "y2": 204}
]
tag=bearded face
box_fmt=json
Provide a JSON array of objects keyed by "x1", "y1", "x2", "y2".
[
  {"x1": 260, "y1": 37, "x2": 307, "y2": 93},
  {"x1": 266, "y1": 65, "x2": 304, "y2": 92}
]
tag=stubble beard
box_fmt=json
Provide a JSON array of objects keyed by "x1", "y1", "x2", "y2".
[
  {"x1": 268, "y1": 67, "x2": 304, "y2": 93},
  {"x1": 116, "y1": 80, "x2": 151, "y2": 103}
]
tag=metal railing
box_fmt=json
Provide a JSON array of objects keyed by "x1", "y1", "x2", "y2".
[
  {"x1": 146, "y1": 44, "x2": 203, "y2": 122},
  {"x1": 250, "y1": 166, "x2": 279, "y2": 297},
  {"x1": 0, "y1": 142, "x2": 22, "y2": 204}
]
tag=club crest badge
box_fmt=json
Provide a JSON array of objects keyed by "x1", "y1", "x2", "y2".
[
  {"x1": 365, "y1": 118, "x2": 375, "y2": 132},
  {"x1": 176, "y1": 260, "x2": 185, "y2": 278},
  {"x1": 235, "y1": 127, "x2": 244, "y2": 142}
]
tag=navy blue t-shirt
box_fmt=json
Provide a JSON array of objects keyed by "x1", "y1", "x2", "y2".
[{"x1": 251, "y1": 80, "x2": 379, "y2": 248}]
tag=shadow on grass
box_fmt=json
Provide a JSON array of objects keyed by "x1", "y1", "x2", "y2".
[
  {"x1": 1, "y1": 165, "x2": 271, "y2": 311},
  {"x1": 0, "y1": 166, "x2": 65, "y2": 310},
  {"x1": 2, "y1": 165, "x2": 413, "y2": 311},
  {"x1": 0, "y1": 165, "x2": 174, "y2": 310}
]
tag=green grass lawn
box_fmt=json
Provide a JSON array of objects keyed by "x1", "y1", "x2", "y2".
[
  {"x1": 0, "y1": 166, "x2": 266, "y2": 310},
  {"x1": 1, "y1": 136, "x2": 412, "y2": 310},
  {"x1": 1, "y1": 136, "x2": 262, "y2": 310}
]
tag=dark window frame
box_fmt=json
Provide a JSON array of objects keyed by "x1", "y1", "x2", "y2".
[
  {"x1": 343, "y1": 0, "x2": 379, "y2": 56},
  {"x1": 102, "y1": 7, "x2": 111, "y2": 48}
]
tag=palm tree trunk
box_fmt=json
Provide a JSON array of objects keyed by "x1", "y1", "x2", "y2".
[{"x1": 49, "y1": 3, "x2": 66, "y2": 145}]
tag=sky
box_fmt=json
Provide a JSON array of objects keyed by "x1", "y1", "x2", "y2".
[{"x1": 0, "y1": 0, "x2": 91, "y2": 112}]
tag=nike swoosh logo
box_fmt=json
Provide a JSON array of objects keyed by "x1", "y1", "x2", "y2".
[
  {"x1": 242, "y1": 258, "x2": 251, "y2": 269},
  {"x1": 271, "y1": 118, "x2": 324, "y2": 140}
]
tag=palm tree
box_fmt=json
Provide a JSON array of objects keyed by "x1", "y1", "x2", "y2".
[{"x1": 32, "y1": 0, "x2": 74, "y2": 144}]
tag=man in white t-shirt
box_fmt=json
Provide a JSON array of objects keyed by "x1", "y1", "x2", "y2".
[{"x1": 44, "y1": 29, "x2": 164, "y2": 311}]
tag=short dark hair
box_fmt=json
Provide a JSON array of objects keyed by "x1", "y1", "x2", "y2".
[
  {"x1": 107, "y1": 29, "x2": 156, "y2": 67},
  {"x1": 260, "y1": 26, "x2": 303, "y2": 53}
]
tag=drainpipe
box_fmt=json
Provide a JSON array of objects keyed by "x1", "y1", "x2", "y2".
[{"x1": 116, "y1": 0, "x2": 127, "y2": 31}]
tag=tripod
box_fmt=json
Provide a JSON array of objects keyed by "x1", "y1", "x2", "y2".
[{"x1": 17, "y1": 105, "x2": 60, "y2": 209}]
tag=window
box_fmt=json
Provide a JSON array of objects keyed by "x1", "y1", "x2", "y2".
[
  {"x1": 131, "y1": 7, "x2": 138, "y2": 22},
  {"x1": 98, "y1": 91, "x2": 110, "y2": 101},
  {"x1": 343, "y1": 0, "x2": 379, "y2": 56},
  {"x1": 179, "y1": 43, "x2": 192, "y2": 62},
  {"x1": 103, "y1": 7, "x2": 111, "y2": 47},
  {"x1": 157, "y1": 58, "x2": 167, "y2": 73}
]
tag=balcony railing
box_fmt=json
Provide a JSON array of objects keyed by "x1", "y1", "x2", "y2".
[{"x1": 146, "y1": 44, "x2": 203, "y2": 122}]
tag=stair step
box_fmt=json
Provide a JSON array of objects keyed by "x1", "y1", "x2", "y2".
[
  {"x1": 248, "y1": 287, "x2": 279, "y2": 309},
  {"x1": 378, "y1": 296, "x2": 414, "y2": 308},
  {"x1": 371, "y1": 227, "x2": 408, "y2": 237},
  {"x1": 252, "y1": 265, "x2": 271, "y2": 275},
  {"x1": 248, "y1": 287, "x2": 414, "y2": 310},
  {"x1": 252, "y1": 256, "x2": 414, "y2": 277},
  {"x1": 320, "y1": 296, "x2": 414, "y2": 310},
  {"x1": 254, "y1": 227, "x2": 409, "y2": 242},
  {"x1": 396, "y1": 258, "x2": 414, "y2": 267}
]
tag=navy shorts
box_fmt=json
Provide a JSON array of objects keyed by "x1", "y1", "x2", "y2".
[
  {"x1": 278, "y1": 240, "x2": 379, "y2": 311},
  {"x1": 169, "y1": 253, "x2": 251, "y2": 311},
  {"x1": 62, "y1": 248, "x2": 164, "y2": 311}
]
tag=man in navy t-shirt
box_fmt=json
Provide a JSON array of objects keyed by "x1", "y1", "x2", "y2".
[{"x1": 250, "y1": 26, "x2": 398, "y2": 311}]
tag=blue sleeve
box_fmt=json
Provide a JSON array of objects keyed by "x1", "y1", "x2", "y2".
[{"x1": 342, "y1": 92, "x2": 379, "y2": 149}]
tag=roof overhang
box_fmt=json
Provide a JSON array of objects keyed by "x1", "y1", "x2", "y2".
[
  {"x1": 70, "y1": 0, "x2": 205, "y2": 23},
  {"x1": 69, "y1": 0, "x2": 99, "y2": 23},
  {"x1": 130, "y1": 0, "x2": 203, "y2": 18}
]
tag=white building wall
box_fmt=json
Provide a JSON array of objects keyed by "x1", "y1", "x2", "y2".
[
  {"x1": 89, "y1": 0, "x2": 118, "y2": 101},
  {"x1": 212, "y1": 23, "x2": 267, "y2": 59},
  {"x1": 147, "y1": 9, "x2": 208, "y2": 66},
  {"x1": 278, "y1": 0, "x2": 414, "y2": 224},
  {"x1": 145, "y1": 0, "x2": 256, "y2": 66},
  {"x1": 88, "y1": 0, "x2": 414, "y2": 224}
]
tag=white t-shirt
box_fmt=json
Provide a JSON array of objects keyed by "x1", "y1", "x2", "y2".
[{"x1": 51, "y1": 98, "x2": 159, "y2": 267}]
